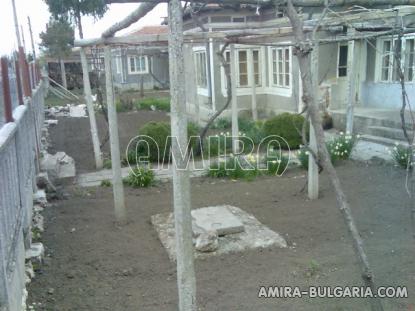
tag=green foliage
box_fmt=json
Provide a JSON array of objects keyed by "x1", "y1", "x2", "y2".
[
  {"x1": 390, "y1": 143, "x2": 412, "y2": 169},
  {"x1": 212, "y1": 118, "x2": 231, "y2": 130},
  {"x1": 100, "y1": 180, "x2": 111, "y2": 187},
  {"x1": 327, "y1": 132, "x2": 358, "y2": 161},
  {"x1": 135, "y1": 97, "x2": 170, "y2": 111},
  {"x1": 203, "y1": 133, "x2": 232, "y2": 157},
  {"x1": 297, "y1": 147, "x2": 309, "y2": 170},
  {"x1": 103, "y1": 158, "x2": 112, "y2": 169},
  {"x1": 39, "y1": 18, "x2": 74, "y2": 58},
  {"x1": 207, "y1": 156, "x2": 259, "y2": 181},
  {"x1": 263, "y1": 113, "x2": 308, "y2": 149},
  {"x1": 264, "y1": 152, "x2": 289, "y2": 175},
  {"x1": 138, "y1": 121, "x2": 199, "y2": 163},
  {"x1": 45, "y1": 0, "x2": 107, "y2": 36},
  {"x1": 123, "y1": 167, "x2": 155, "y2": 188}
]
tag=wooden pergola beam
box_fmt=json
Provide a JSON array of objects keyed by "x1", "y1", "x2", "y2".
[
  {"x1": 102, "y1": 2, "x2": 157, "y2": 38},
  {"x1": 105, "y1": 0, "x2": 415, "y2": 7}
]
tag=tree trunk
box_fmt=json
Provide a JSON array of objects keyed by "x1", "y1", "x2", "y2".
[
  {"x1": 168, "y1": 1, "x2": 197, "y2": 310},
  {"x1": 104, "y1": 46, "x2": 127, "y2": 223},
  {"x1": 60, "y1": 58, "x2": 67, "y2": 90},
  {"x1": 77, "y1": 12, "x2": 84, "y2": 39},
  {"x1": 285, "y1": 1, "x2": 383, "y2": 310}
]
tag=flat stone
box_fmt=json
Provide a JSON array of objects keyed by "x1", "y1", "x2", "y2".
[
  {"x1": 25, "y1": 242, "x2": 44, "y2": 261},
  {"x1": 69, "y1": 104, "x2": 87, "y2": 117},
  {"x1": 191, "y1": 206, "x2": 245, "y2": 236}
]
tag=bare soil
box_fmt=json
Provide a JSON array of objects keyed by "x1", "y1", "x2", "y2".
[
  {"x1": 28, "y1": 163, "x2": 415, "y2": 311},
  {"x1": 48, "y1": 110, "x2": 169, "y2": 173},
  {"x1": 30, "y1": 111, "x2": 414, "y2": 310}
]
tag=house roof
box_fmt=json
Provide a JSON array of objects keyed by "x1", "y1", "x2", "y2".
[{"x1": 127, "y1": 25, "x2": 168, "y2": 36}]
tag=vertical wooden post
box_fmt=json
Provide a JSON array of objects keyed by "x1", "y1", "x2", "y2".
[
  {"x1": 249, "y1": 49, "x2": 258, "y2": 121},
  {"x1": 168, "y1": 0, "x2": 197, "y2": 310},
  {"x1": 80, "y1": 48, "x2": 104, "y2": 169},
  {"x1": 60, "y1": 59, "x2": 68, "y2": 90},
  {"x1": 104, "y1": 46, "x2": 126, "y2": 223},
  {"x1": 11, "y1": 0, "x2": 22, "y2": 47},
  {"x1": 308, "y1": 45, "x2": 319, "y2": 200},
  {"x1": 19, "y1": 47, "x2": 30, "y2": 98},
  {"x1": 15, "y1": 60, "x2": 24, "y2": 105},
  {"x1": 346, "y1": 39, "x2": 356, "y2": 134},
  {"x1": 230, "y1": 44, "x2": 239, "y2": 154},
  {"x1": 28, "y1": 16, "x2": 36, "y2": 61},
  {"x1": 1, "y1": 58, "x2": 14, "y2": 123}
]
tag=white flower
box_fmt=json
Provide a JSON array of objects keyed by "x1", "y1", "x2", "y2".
[
  {"x1": 394, "y1": 141, "x2": 399, "y2": 146},
  {"x1": 305, "y1": 151, "x2": 310, "y2": 155},
  {"x1": 393, "y1": 146, "x2": 398, "y2": 151},
  {"x1": 340, "y1": 131, "x2": 344, "y2": 135},
  {"x1": 230, "y1": 153, "x2": 234, "y2": 157},
  {"x1": 271, "y1": 160, "x2": 277, "y2": 164},
  {"x1": 357, "y1": 134, "x2": 361, "y2": 138}
]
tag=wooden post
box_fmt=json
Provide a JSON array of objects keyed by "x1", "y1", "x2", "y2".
[
  {"x1": 249, "y1": 49, "x2": 258, "y2": 121},
  {"x1": 80, "y1": 48, "x2": 104, "y2": 169},
  {"x1": 104, "y1": 46, "x2": 126, "y2": 223},
  {"x1": 28, "y1": 16, "x2": 37, "y2": 61},
  {"x1": 230, "y1": 44, "x2": 239, "y2": 154},
  {"x1": 1, "y1": 58, "x2": 14, "y2": 123},
  {"x1": 60, "y1": 59, "x2": 68, "y2": 90},
  {"x1": 308, "y1": 45, "x2": 319, "y2": 200},
  {"x1": 168, "y1": 0, "x2": 197, "y2": 310},
  {"x1": 19, "y1": 47, "x2": 31, "y2": 98},
  {"x1": 11, "y1": 0, "x2": 22, "y2": 47},
  {"x1": 15, "y1": 60, "x2": 24, "y2": 105},
  {"x1": 346, "y1": 39, "x2": 356, "y2": 134}
]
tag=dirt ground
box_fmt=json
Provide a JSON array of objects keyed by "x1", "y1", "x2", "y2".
[
  {"x1": 28, "y1": 161, "x2": 415, "y2": 310},
  {"x1": 48, "y1": 110, "x2": 169, "y2": 173}
]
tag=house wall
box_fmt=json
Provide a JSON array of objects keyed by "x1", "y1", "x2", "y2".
[{"x1": 112, "y1": 49, "x2": 169, "y2": 91}]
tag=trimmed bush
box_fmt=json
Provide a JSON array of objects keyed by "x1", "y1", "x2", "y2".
[
  {"x1": 263, "y1": 113, "x2": 308, "y2": 149},
  {"x1": 136, "y1": 97, "x2": 170, "y2": 111},
  {"x1": 123, "y1": 167, "x2": 155, "y2": 188},
  {"x1": 138, "y1": 121, "x2": 200, "y2": 163}
]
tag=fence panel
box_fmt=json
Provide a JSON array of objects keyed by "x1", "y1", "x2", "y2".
[{"x1": 0, "y1": 54, "x2": 45, "y2": 311}]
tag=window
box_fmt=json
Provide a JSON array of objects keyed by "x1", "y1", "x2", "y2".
[
  {"x1": 405, "y1": 38, "x2": 415, "y2": 81},
  {"x1": 238, "y1": 50, "x2": 248, "y2": 86},
  {"x1": 271, "y1": 47, "x2": 291, "y2": 88},
  {"x1": 128, "y1": 55, "x2": 148, "y2": 74},
  {"x1": 195, "y1": 51, "x2": 207, "y2": 88},
  {"x1": 232, "y1": 16, "x2": 245, "y2": 23},
  {"x1": 222, "y1": 48, "x2": 262, "y2": 90},
  {"x1": 338, "y1": 44, "x2": 348, "y2": 77}
]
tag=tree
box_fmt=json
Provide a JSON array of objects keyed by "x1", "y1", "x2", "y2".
[
  {"x1": 40, "y1": 18, "x2": 74, "y2": 89},
  {"x1": 44, "y1": 0, "x2": 108, "y2": 38}
]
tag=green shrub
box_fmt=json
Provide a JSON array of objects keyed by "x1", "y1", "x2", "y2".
[
  {"x1": 264, "y1": 152, "x2": 289, "y2": 175},
  {"x1": 212, "y1": 118, "x2": 231, "y2": 130},
  {"x1": 100, "y1": 180, "x2": 112, "y2": 187},
  {"x1": 203, "y1": 133, "x2": 232, "y2": 157},
  {"x1": 136, "y1": 97, "x2": 170, "y2": 111},
  {"x1": 122, "y1": 150, "x2": 139, "y2": 166},
  {"x1": 327, "y1": 132, "x2": 358, "y2": 161},
  {"x1": 207, "y1": 156, "x2": 259, "y2": 181},
  {"x1": 390, "y1": 143, "x2": 412, "y2": 169},
  {"x1": 139, "y1": 121, "x2": 200, "y2": 163},
  {"x1": 103, "y1": 158, "x2": 112, "y2": 169},
  {"x1": 123, "y1": 167, "x2": 155, "y2": 188},
  {"x1": 297, "y1": 147, "x2": 309, "y2": 170},
  {"x1": 263, "y1": 113, "x2": 308, "y2": 149}
]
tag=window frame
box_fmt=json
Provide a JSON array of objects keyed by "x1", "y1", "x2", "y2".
[
  {"x1": 194, "y1": 50, "x2": 208, "y2": 89},
  {"x1": 337, "y1": 43, "x2": 348, "y2": 78},
  {"x1": 127, "y1": 55, "x2": 148, "y2": 75},
  {"x1": 269, "y1": 46, "x2": 292, "y2": 89}
]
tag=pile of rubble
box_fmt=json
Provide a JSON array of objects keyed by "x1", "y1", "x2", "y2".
[{"x1": 45, "y1": 104, "x2": 87, "y2": 118}]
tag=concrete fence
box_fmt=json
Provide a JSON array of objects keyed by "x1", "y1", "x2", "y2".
[{"x1": 0, "y1": 54, "x2": 45, "y2": 311}]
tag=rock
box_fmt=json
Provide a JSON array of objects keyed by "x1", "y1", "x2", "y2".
[
  {"x1": 47, "y1": 288, "x2": 54, "y2": 295},
  {"x1": 33, "y1": 213, "x2": 44, "y2": 232},
  {"x1": 44, "y1": 119, "x2": 58, "y2": 126},
  {"x1": 25, "y1": 243, "x2": 44, "y2": 263},
  {"x1": 195, "y1": 230, "x2": 219, "y2": 253},
  {"x1": 33, "y1": 190, "x2": 47, "y2": 206},
  {"x1": 69, "y1": 104, "x2": 87, "y2": 117},
  {"x1": 36, "y1": 172, "x2": 57, "y2": 193},
  {"x1": 40, "y1": 151, "x2": 76, "y2": 179}
]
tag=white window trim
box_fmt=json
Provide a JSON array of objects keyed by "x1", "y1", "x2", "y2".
[
  {"x1": 266, "y1": 46, "x2": 293, "y2": 97},
  {"x1": 193, "y1": 46, "x2": 209, "y2": 96},
  {"x1": 337, "y1": 43, "x2": 348, "y2": 79},
  {"x1": 127, "y1": 55, "x2": 149, "y2": 75},
  {"x1": 373, "y1": 35, "x2": 415, "y2": 83},
  {"x1": 220, "y1": 45, "x2": 266, "y2": 97}
]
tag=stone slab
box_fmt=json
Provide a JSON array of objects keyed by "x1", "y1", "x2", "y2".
[
  {"x1": 151, "y1": 205, "x2": 287, "y2": 261},
  {"x1": 191, "y1": 205, "x2": 244, "y2": 236}
]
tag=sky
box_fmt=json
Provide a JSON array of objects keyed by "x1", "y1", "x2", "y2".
[{"x1": 0, "y1": 0, "x2": 168, "y2": 56}]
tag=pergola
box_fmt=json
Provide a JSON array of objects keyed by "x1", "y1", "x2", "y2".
[{"x1": 73, "y1": 1, "x2": 415, "y2": 310}]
